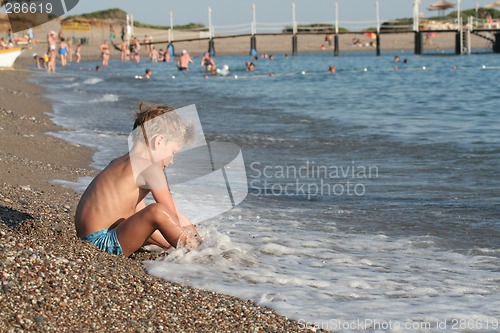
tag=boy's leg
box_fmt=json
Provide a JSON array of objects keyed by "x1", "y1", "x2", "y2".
[
  {"x1": 115, "y1": 203, "x2": 197, "y2": 257},
  {"x1": 147, "y1": 230, "x2": 172, "y2": 248}
]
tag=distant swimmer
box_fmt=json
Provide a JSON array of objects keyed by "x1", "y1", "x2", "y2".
[
  {"x1": 328, "y1": 64, "x2": 336, "y2": 73},
  {"x1": 135, "y1": 68, "x2": 152, "y2": 80},
  {"x1": 177, "y1": 49, "x2": 193, "y2": 71},
  {"x1": 200, "y1": 52, "x2": 215, "y2": 71},
  {"x1": 246, "y1": 62, "x2": 255, "y2": 71}
]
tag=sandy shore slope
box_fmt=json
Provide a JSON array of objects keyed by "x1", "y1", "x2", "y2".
[{"x1": 0, "y1": 60, "x2": 327, "y2": 332}]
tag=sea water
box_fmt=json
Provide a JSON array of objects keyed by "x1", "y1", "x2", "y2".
[{"x1": 34, "y1": 51, "x2": 499, "y2": 332}]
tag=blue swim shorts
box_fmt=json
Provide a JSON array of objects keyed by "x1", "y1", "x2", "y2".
[{"x1": 81, "y1": 229, "x2": 123, "y2": 255}]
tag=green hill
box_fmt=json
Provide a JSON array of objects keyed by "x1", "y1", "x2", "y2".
[{"x1": 64, "y1": 8, "x2": 206, "y2": 31}]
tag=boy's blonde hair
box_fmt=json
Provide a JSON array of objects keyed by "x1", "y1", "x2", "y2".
[{"x1": 131, "y1": 103, "x2": 194, "y2": 146}]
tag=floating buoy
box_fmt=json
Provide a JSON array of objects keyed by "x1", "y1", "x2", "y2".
[
  {"x1": 363, "y1": 68, "x2": 368, "y2": 72},
  {"x1": 234, "y1": 75, "x2": 238, "y2": 79},
  {"x1": 172, "y1": 75, "x2": 176, "y2": 79},
  {"x1": 422, "y1": 66, "x2": 426, "y2": 70},
  {"x1": 301, "y1": 71, "x2": 306, "y2": 75}
]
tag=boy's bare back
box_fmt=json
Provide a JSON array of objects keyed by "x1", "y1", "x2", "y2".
[{"x1": 75, "y1": 154, "x2": 146, "y2": 238}]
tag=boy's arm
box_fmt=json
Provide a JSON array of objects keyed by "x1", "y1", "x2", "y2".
[
  {"x1": 142, "y1": 166, "x2": 202, "y2": 239},
  {"x1": 150, "y1": 186, "x2": 180, "y2": 224},
  {"x1": 140, "y1": 164, "x2": 180, "y2": 224},
  {"x1": 177, "y1": 209, "x2": 202, "y2": 239}
]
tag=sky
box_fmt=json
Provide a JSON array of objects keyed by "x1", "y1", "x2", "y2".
[
  {"x1": 62, "y1": 0, "x2": 497, "y2": 31},
  {"x1": 3, "y1": 0, "x2": 497, "y2": 31}
]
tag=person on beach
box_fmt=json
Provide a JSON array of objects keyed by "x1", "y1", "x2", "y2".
[
  {"x1": 8, "y1": 28, "x2": 14, "y2": 44},
  {"x1": 47, "y1": 47, "x2": 56, "y2": 73},
  {"x1": 75, "y1": 104, "x2": 202, "y2": 256},
  {"x1": 1, "y1": 38, "x2": 8, "y2": 49},
  {"x1": 150, "y1": 46, "x2": 159, "y2": 63},
  {"x1": 177, "y1": 50, "x2": 193, "y2": 71},
  {"x1": 164, "y1": 46, "x2": 171, "y2": 63},
  {"x1": 67, "y1": 39, "x2": 73, "y2": 62},
  {"x1": 100, "y1": 40, "x2": 110, "y2": 67},
  {"x1": 27, "y1": 27, "x2": 34, "y2": 44},
  {"x1": 109, "y1": 25, "x2": 115, "y2": 43},
  {"x1": 43, "y1": 53, "x2": 49, "y2": 67},
  {"x1": 33, "y1": 53, "x2": 43, "y2": 69},
  {"x1": 132, "y1": 38, "x2": 141, "y2": 63},
  {"x1": 47, "y1": 31, "x2": 56, "y2": 53},
  {"x1": 200, "y1": 52, "x2": 215, "y2": 71},
  {"x1": 120, "y1": 40, "x2": 128, "y2": 62},
  {"x1": 75, "y1": 43, "x2": 82, "y2": 63},
  {"x1": 59, "y1": 38, "x2": 68, "y2": 66}
]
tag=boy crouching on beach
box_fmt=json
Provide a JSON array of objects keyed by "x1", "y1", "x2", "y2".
[{"x1": 75, "y1": 104, "x2": 202, "y2": 256}]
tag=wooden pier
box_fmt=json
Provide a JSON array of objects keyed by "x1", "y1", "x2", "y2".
[{"x1": 143, "y1": 28, "x2": 500, "y2": 57}]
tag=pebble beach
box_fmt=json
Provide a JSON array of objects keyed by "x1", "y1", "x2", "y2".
[
  {"x1": 3, "y1": 13, "x2": 497, "y2": 331},
  {"x1": 0, "y1": 61, "x2": 327, "y2": 332}
]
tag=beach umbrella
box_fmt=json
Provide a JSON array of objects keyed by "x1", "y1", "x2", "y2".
[
  {"x1": 484, "y1": 1, "x2": 500, "y2": 8},
  {"x1": 428, "y1": 0, "x2": 455, "y2": 16}
]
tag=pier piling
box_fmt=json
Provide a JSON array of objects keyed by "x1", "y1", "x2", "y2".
[
  {"x1": 414, "y1": 32, "x2": 422, "y2": 55},
  {"x1": 208, "y1": 39, "x2": 215, "y2": 57},
  {"x1": 376, "y1": 33, "x2": 380, "y2": 56},
  {"x1": 292, "y1": 35, "x2": 298, "y2": 55},
  {"x1": 494, "y1": 33, "x2": 500, "y2": 53},
  {"x1": 334, "y1": 34, "x2": 339, "y2": 56},
  {"x1": 250, "y1": 35, "x2": 257, "y2": 55}
]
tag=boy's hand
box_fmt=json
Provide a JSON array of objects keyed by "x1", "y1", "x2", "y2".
[{"x1": 177, "y1": 228, "x2": 202, "y2": 250}]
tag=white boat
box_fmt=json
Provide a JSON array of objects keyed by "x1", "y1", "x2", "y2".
[{"x1": 0, "y1": 47, "x2": 23, "y2": 69}]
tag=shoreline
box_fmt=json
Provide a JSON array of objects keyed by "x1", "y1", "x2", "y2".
[{"x1": 0, "y1": 60, "x2": 325, "y2": 332}]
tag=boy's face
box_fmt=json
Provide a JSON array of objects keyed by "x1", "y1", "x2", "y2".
[{"x1": 155, "y1": 137, "x2": 182, "y2": 167}]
